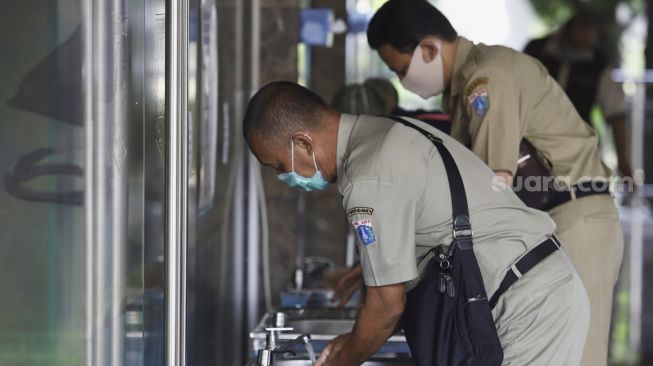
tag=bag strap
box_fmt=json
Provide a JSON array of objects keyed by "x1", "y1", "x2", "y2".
[{"x1": 386, "y1": 116, "x2": 473, "y2": 249}]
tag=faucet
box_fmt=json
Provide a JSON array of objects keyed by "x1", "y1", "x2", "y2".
[
  {"x1": 256, "y1": 327, "x2": 313, "y2": 366},
  {"x1": 277, "y1": 333, "x2": 313, "y2": 354}
]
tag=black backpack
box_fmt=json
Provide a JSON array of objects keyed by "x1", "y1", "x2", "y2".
[{"x1": 389, "y1": 117, "x2": 503, "y2": 366}]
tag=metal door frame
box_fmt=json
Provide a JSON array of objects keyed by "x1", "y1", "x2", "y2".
[{"x1": 166, "y1": 0, "x2": 189, "y2": 365}]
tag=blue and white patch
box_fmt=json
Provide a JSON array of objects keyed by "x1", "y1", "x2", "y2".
[
  {"x1": 468, "y1": 89, "x2": 489, "y2": 117},
  {"x1": 352, "y1": 219, "x2": 376, "y2": 246}
]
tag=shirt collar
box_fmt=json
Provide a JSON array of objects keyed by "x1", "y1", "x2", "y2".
[{"x1": 335, "y1": 113, "x2": 357, "y2": 191}]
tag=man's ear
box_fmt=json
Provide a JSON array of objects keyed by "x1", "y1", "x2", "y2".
[
  {"x1": 418, "y1": 39, "x2": 439, "y2": 63},
  {"x1": 291, "y1": 133, "x2": 313, "y2": 156}
]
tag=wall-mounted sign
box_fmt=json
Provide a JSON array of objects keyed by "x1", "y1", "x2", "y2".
[{"x1": 300, "y1": 8, "x2": 335, "y2": 47}]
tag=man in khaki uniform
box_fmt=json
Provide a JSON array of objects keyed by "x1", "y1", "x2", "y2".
[
  {"x1": 243, "y1": 81, "x2": 588, "y2": 365},
  {"x1": 367, "y1": 1, "x2": 623, "y2": 365}
]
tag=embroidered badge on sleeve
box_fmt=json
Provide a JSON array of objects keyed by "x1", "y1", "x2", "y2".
[
  {"x1": 465, "y1": 77, "x2": 490, "y2": 117},
  {"x1": 352, "y1": 219, "x2": 376, "y2": 246},
  {"x1": 464, "y1": 77, "x2": 489, "y2": 96},
  {"x1": 346, "y1": 207, "x2": 374, "y2": 217},
  {"x1": 468, "y1": 89, "x2": 489, "y2": 117}
]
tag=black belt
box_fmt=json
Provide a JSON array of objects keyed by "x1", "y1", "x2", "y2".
[
  {"x1": 489, "y1": 236, "x2": 562, "y2": 309},
  {"x1": 544, "y1": 181, "x2": 610, "y2": 211}
]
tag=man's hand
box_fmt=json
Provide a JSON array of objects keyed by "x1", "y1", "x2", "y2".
[
  {"x1": 327, "y1": 266, "x2": 364, "y2": 307},
  {"x1": 315, "y1": 333, "x2": 349, "y2": 366},
  {"x1": 316, "y1": 283, "x2": 406, "y2": 366},
  {"x1": 494, "y1": 170, "x2": 513, "y2": 188}
]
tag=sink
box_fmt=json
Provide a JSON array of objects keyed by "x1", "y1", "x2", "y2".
[
  {"x1": 272, "y1": 358, "x2": 414, "y2": 365},
  {"x1": 250, "y1": 310, "x2": 410, "y2": 355},
  {"x1": 286, "y1": 319, "x2": 354, "y2": 335},
  {"x1": 281, "y1": 289, "x2": 361, "y2": 308},
  {"x1": 283, "y1": 307, "x2": 357, "y2": 320}
]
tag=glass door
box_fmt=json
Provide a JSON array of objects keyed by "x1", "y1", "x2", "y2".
[{"x1": 0, "y1": 0, "x2": 167, "y2": 365}]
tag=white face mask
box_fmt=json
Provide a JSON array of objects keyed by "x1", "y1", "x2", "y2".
[{"x1": 400, "y1": 40, "x2": 444, "y2": 99}]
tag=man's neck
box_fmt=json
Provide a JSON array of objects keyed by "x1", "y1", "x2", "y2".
[{"x1": 323, "y1": 110, "x2": 341, "y2": 182}]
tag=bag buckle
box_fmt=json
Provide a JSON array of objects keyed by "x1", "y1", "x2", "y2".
[
  {"x1": 452, "y1": 215, "x2": 473, "y2": 239},
  {"x1": 452, "y1": 215, "x2": 473, "y2": 250},
  {"x1": 453, "y1": 227, "x2": 473, "y2": 239}
]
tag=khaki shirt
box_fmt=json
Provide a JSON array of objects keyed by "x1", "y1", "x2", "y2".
[
  {"x1": 336, "y1": 114, "x2": 556, "y2": 294},
  {"x1": 443, "y1": 37, "x2": 610, "y2": 184}
]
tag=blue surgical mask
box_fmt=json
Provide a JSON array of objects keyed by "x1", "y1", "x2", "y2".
[{"x1": 277, "y1": 141, "x2": 329, "y2": 192}]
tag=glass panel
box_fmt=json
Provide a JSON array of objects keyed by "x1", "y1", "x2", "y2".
[
  {"x1": 185, "y1": 0, "x2": 248, "y2": 364},
  {"x1": 210, "y1": 0, "x2": 250, "y2": 359},
  {"x1": 0, "y1": 2, "x2": 85, "y2": 365},
  {"x1": 0, "y1": 0, "x2": 166, "y2": 365}
]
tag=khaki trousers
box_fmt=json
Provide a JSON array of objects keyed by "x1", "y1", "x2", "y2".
[
  {"x1": 492, "y1": 249, "x2": 589, "y2": 365},
  {"x1": 548, "y1": 194, "x2": 624, "y2": 366}
]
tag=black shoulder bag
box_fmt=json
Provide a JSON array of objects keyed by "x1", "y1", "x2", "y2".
[{"x1": 388, "y1": 116, "x2": 503, "y2": 366}]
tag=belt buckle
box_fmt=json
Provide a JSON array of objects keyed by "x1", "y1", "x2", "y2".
[
  {"x1": 509, "y1": 263, "x2": 523, "y2": 279},
  {"x1": 550, "y1": 235, "x2": 562, "y2": 249}
]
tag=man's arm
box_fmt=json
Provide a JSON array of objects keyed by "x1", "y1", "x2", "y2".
[
  {"x1": 316, "y1": 283, "x2": 405, "y2": 366},
  {"x1": 608, "y1": 115, "x2": 632, "y2": 178},
  {"x1": 323, "y1": 180, "x2": 417, "y2": 365},
  {"x1": 464, "y1": 68, "x2": 522, "y2": 177},
  {"x1": 597, "y1": 68, "x2": 632, "y2": 178},
  {"x1": 329, "y1": 265, "x2": 364, "y2": 307}
]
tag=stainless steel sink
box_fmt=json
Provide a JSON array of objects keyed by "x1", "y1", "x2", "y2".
[
  {"x1": 272, "y1": 358, "x2": 414, "y2": 365},
  {"x1": 283, "y1": 307, "x2": 357, "y2": 320},
  {"x1": 250, "y1": 309, "x2": 410, "y2": 357},
  {"x1": 286, "y1": 319, "x2": 354, "y2": 335}
]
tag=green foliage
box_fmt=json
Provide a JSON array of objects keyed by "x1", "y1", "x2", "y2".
[
  {"x1": 528, "y1": 0, "x2": 645, "y2": 65},
  {"x1": 529, "y1": 0, "x2": 575, "y2": 29}
]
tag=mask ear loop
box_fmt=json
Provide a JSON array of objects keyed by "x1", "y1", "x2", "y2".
[{"x1": 293, "y1": 137, "x2": 319, "y2": 173}]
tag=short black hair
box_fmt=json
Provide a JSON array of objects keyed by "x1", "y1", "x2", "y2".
[
  {"x1": 243, "y1": 81, "x2": 330, "y2": 144},
  {"x1": 367, "y1": 0, "x2": 457, "y2": 53}
]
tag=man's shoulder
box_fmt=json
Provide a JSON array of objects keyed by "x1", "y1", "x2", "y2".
[
  {"x1": 460, "y1": 60, "x2": 514, "y2": 99},
  {"x1": 344, "y1": 115, "x2": 434, "y2": 183},
  {"x1": 474, "y1": 43, "x2": 535, "y2": 71},
  {"x1": 343, "y1": 115, "x2": 394, "y2": 176},
  {"x1": 348, "y1": 115, "x2": 417, "y2": 161},
  {"x1": 461, "y1": 44, "x2": 544, "y2": 96}
]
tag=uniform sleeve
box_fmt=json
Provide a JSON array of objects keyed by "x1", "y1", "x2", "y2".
[
  {"x1": 462, "y1": 68, "x2": 522, "y2": 175},
  {"x1": 343, "y1": 179, "x2": 418, "y2": 287},
  {"x1": 597, "y1": 68, "x2": 626, "y2": 120}
]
